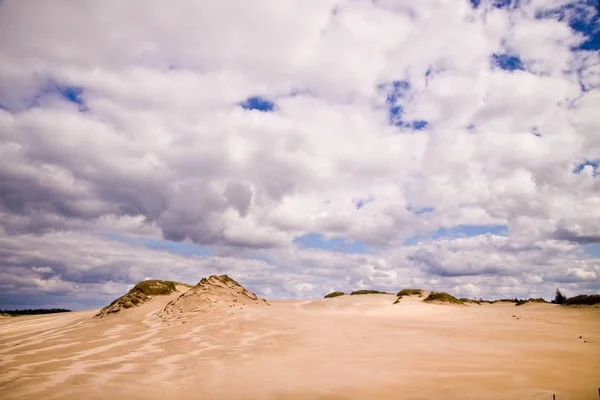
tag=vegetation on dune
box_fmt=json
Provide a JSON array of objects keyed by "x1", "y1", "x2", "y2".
[
  {"x1": 393, "y1": 296, "x2": 402, "y2": 304},
  {"x1": 530, "y1": 297, "x2": 548, "y2": 303},
  {"x1": 103, "y1": 290, "x2": 149, "y2": 313},
  {"x1": 349, "y1": 290, "x2": 388, "y2": 295},
  {"x1": 490, "y1": 298, "x2": 519, "y2": 304},
  {"x1": 0, "y1": 308, "x2": 71, "y2": 316},
  {"x1": 218, "y1": 274, "x2": 241, "y2": 286},
  {"x1": 550, "y1": 288, "x2": 600, "y2": 306},
  {"x1": 502, "y1": 288, "x2": 600, "y2": 307},
  {"x1": 459, "y1": 298, "x2": 482, "y2": 305},
  {"x1": 418, "y1": 292, "x2": 598, "y2": 307},
  {"x1": 198, "y1": 274, "x2": 240, "y2": 287},
  {"x1": 96, "y1": 279, "x2": 191, "y2": 317},
  {"x1": 195, "y1": 275, "x2": 260, "y2": 301},
  {"x1": 423, "y1": 292, "x2": 464, "y2": 305},
  {"x1": 563, "y1": 294, "x2": 600, "y2": 306},
  {"x1": 173, "y1": 280, "x2": 193, "y2": 287},
  {"x1": 515, "y1": 298, "x2": 548, "y2": 306},
  {"x1": 480, "y1": 297, "x2": 548, "y2": 306},
  {"x1": 396, "y1": 288, "x2": 423, "y2": 297},
  {"x1": 324, "y1": 291, "x2": 345, "y2": 299},
  {"x1": 131, "y1": 280, "x2": 182, "y2": 296}
]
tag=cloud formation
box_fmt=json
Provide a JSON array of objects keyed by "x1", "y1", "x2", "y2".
[{"x1": 0, "y1": 0, "x2": 599, "y2": 308}]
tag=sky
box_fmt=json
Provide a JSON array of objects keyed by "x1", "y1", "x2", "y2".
[{"x1": 0, "y1": 0, "x2": 599, "y2": 310}]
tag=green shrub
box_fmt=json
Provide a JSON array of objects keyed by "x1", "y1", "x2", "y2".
[
  {"x1": 515, "y1": 298, "x2": 547, "y2": 306},
  {"x1": 0, "y1": 309, "x2": 71, "y2": 316},
  {"x1": 564, "y1": 294, "x2": 600, "y2": 306},
  {"x1": 324, "y1": 291, "x2": 345, "y2": 299},
  {"x1": 423, "y1": 292, "x2": 464, "y2": 305},
  {"x1": 216, "y1": 275, "x2": 241, "y2": 287},
  {"x1": 95, "y1": 279, "x2": 191, "y2": 317},
  {"x1": 396, "y1": 288, "x2": 423, "y2": 297},
  {"x1": 490, "y1": 298, "x2": 518, "y2": 304},
  {"x1": 459, "y1": 298, "x2": 481, "y2": 305},
  {"x1": 131, "y1": 280, "x2": 182, "y2": 296},
  {"x1": 198, "y1": 275, "x2": 240, "y2": 287},
  {"x1": 529, "y1": 297, "x2": 547, "y2": 303},
  {"x1": 349, "y1": 290, "x2": 388, "y2": 295}
]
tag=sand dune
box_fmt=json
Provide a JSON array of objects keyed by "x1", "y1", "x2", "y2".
[
  {"x1": 158, "y1": 275, "x2": 268, "y2": 322},
  {"x1": 1, "y1": 292, "x2": 599, "y2": 400}
]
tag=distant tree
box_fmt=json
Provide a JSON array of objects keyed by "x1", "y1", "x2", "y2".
[
  {"x1": 554, "y1": 289, "x2": 567, "y2": 305},
  {"x1": 0, "y1": 308, "x2": 71, "y2": 316}
]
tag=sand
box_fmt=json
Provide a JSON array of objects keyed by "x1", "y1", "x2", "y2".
[
  {"x1": 158, "y1": 276, "x2": 268, "y2": 322},
  {"x1": 1, "y1": 293, "x2": 599, "y2": 400}
]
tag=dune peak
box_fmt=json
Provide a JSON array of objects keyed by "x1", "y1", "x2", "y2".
[{"x1": 158, "y1": 274, "x2": 268, "y2": 321}]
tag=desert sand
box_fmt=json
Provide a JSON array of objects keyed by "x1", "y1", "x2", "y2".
[{"x1": 1, "y1": 289, "x2": 599, "y2": 400}]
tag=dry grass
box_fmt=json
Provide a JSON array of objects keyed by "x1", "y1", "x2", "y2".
[
  {"x1": 423, "y1": 292, "x2": 464, "y2": 305},
  {"x1": 349, "y1": 290, "x2": 388, "y2": 295},
  {"x1": 515, "y1": 298, "x2": 548, "y2": 306},
  {"x1": 396, "y1": 289, "x2": 423, "y2": 297},
  {"x1": 95, "y1": 279, "x2": 190, "y2": 317},
  {"x1": 460, "y1": 298, "x2": 482, "y2": 305}
]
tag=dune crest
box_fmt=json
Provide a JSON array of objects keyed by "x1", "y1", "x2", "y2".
[{"x1": 158, "y1": 274, "x2": 268, "y2": 321}]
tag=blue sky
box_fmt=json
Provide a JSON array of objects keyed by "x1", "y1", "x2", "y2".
[
  {"x1": 381, "y1": 80, "x2": 430, "y2": 130},
  {"x1": 404, "y1": 225, "x2": 508, "y2": 245},
  {"x1": 104, "y1": 224, "x2": 510, "y2": 257},
  {"x1": 293, "y1": 233, "x2": 368, "y2": 254},
  {"x1": 585, "y1": 244, "x2": 600, "y2": 257},
  {"x1": 491, "y1": 53, "x2": 525, "y2": 71},
  {"x1": 573, "y1": 159, "x2": 599, "y2": 176},
  {"x1": 240, "y1": 96, "x2": 276, "y2": 112}
]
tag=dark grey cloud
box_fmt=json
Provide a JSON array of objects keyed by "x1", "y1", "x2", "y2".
[
  {"x1": 409, "y1": 248, "x2": 504, "y2": 277},
  {"x1": 553, "y1": 228, "x2": 600, "y2": 245},
  {"x1": 224, "y1": 181, "x2": 253, "y2": 217}
]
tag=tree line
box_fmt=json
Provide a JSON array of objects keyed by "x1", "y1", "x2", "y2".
[{"x1": 0, "y1": 308, "x2": 72, "y2": 316}]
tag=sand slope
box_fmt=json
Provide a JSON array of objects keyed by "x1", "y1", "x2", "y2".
[
  {"x1": 1, "y1": 293, "x2": 599, "y2": 400},
  {"x1": 158, "y1": 275, "x2": 268, "y2": 322}
]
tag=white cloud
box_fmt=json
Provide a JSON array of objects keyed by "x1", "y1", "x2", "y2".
[{"x1": 0, "y1": 0, "x2": 599, "y2": 307}]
